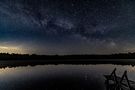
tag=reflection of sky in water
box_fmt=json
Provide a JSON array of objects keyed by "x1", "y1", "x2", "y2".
[{"x1": 0, "y1": 64, "x2": 134, "y2": 90}]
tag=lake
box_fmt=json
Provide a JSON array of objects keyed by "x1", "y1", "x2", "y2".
[{"x1": 0, "y1": 64, "x2": 134, "y2": 90}]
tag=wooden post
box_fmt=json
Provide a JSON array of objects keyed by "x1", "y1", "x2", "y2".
[
  {"x1": 105, "y1": 68, "x2": 118, "y2": 90},
  {"x1": 120, "y1": 71, "x2": 132, "y2": 90},
  {"x1": 110, "y1": 68, "x2": 118, "y2": 84}
]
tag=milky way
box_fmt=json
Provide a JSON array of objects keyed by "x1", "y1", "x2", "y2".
[{"x1": 0, "y1": 0, "x2": 135, "y2": 54}]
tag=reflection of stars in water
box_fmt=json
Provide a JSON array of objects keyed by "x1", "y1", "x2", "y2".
[
  {"x1": 126, "y1": 66, "x2": 135, "y2": 72},
  {"x1": 85, "y1": 74, "x2": 88, "y2": 81}
]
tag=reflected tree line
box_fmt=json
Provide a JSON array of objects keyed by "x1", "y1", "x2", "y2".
[{"x1": 0, "y1": 53, "x2": 135, "y2": 67}]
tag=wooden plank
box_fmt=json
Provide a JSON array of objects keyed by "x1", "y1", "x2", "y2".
[
  {"x1": 104, "y1": 69, "x2": 135, "y2": 90},
  {"x1": 104, "y1": 75, "x2": 135, "y2": 84},
  {"x1": 104, "y1": 75, "x2": 135, "y2": 89}
]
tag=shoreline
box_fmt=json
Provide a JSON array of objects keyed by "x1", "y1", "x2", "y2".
[{"x1": 0, "y1": 59, "x2": 134, "y2": 68}]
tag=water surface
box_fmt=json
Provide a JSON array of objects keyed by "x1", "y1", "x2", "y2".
[{"x1": 0, "y1": 64, "x2": 134, "y2": 90}]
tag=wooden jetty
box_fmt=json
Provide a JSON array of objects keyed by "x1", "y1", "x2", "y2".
[{"x1": 104, "y1": 68, "x2": 135, "y2": 90}]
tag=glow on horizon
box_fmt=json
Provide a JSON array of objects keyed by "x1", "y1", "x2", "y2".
[{"x1": 0, "y1": 46, "x2": 26, "y2": 54}]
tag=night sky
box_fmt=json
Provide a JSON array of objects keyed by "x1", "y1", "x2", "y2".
[{"x1": 0, "y1": 0, "x2": 135, "y2": 55}]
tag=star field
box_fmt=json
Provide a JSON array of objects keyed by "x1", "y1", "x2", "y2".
[{"x1": 0, "y1": 0, "x2": 135, "y2": 54}]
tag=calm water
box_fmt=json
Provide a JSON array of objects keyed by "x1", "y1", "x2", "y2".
[{"x1": 0, "y1": 64, "x2": 134, "y2": 90}]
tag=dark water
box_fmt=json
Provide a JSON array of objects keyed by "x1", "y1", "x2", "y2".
[{"x1": 0, "y1": 64, "x2": 134, "y2": 90}]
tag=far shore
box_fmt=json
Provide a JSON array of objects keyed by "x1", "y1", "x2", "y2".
[{"x1": 0, "y1": 53, "x2": 135, "y2": 68}]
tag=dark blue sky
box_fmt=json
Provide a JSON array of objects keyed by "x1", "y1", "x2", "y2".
[{"x1": 0, "y1": 0, "x2": 135, "y2": 54}]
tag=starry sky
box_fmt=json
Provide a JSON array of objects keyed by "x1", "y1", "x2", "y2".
[{"x1": 0, "y1": 0, "x2": 135, "y2": 55}]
